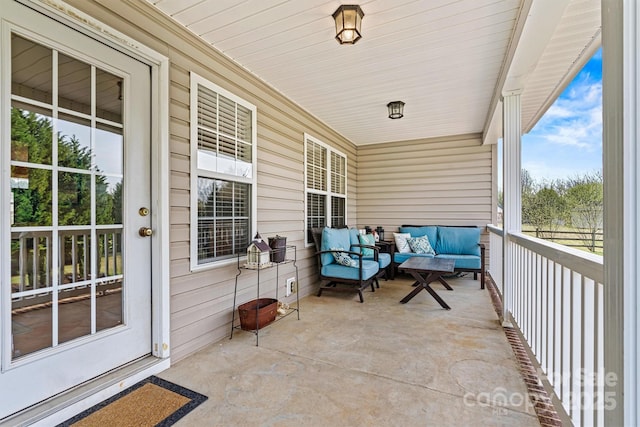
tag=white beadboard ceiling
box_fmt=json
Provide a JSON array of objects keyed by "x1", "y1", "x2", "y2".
[{"x1": 147, "y1": 0, "x2": 601, "y2": 146}]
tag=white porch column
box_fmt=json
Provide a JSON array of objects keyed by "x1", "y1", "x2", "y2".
[
  {"x1": 501, "y1": 90, "x2": 522, "y2": 327},
  {"x1": 603, "y1": 0, "x2": 640, "y2": 425}
]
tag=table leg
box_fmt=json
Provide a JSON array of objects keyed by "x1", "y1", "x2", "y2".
[
  {"x1": 399, "y1": 271, "x2": 451, "y2": 310},
  {"x1": 438, "y1": 277, "x2": 453, "y2": 290}
]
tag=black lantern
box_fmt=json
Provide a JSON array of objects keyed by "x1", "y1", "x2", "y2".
[
  {"x1": 387, "y1": 101, "x2": 405, "y2": 119},
  {"x1": 332, "y1": 5, "x2": 364, "y2": 45},
  {"x1": 376, "y1": 226, "x2": 385, "y2": 241}
]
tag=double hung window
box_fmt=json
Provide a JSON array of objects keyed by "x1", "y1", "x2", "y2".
[
  {"x1": 190, "y1": 73, "x2": 257, "y2": 268},
  {"x1": 305, "y1": 134, "x2": 347, "y2": 244}
]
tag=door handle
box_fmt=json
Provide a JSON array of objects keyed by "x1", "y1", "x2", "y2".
[{"x1": 139, "y1": 227, "x2": 153, "y2": 237}]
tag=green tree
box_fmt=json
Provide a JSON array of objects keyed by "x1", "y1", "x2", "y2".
[
  {"x1": 525, "y1": 187, "x2": 566, "y2": 238},
  {"x1": 565, "y1": 172, "x2": 603, "y2": 252}
]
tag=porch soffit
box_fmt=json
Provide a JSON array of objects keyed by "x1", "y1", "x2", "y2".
[{"x1": 146, "y1": 0, "x2": 601, "y2": 146}]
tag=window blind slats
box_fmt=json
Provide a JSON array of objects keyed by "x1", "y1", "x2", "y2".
[
  {"x1": 193, "y1": 75, "x2": 255, "y2": 264},
  {"x1": 305, "y1": 136, "x2": 346, "y2": 244}
]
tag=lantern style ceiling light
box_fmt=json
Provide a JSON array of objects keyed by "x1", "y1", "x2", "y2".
[
  {"x1": 387, "y1": 101, "x2": 405, "y2": 119},
  {"x1": 332, "y1": 5, "x2": 364, "y2": 45}
]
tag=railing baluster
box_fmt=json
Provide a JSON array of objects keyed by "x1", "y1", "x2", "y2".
[{"x1": 488, "y1": 226, "x2": 604, "y2": 426}]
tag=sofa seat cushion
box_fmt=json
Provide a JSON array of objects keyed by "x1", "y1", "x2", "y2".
[
  {"x1": 364, "y1": 252, "x2": 391, "y2": 268},
  {"x1": 435, "y1": 254, "x2": 481, "y2": 270},
  {"x1": 321, "y1": 227, "x2": 352, "y2": 266},
  {"x1": 394, "y1": 252, "x2": 435, "y2": 264},
  {"x1": 435, "y1": 226, "x2": 481, "y2": 256},
  {"x1": 322, "y1": 260, "x2": 379, "y2": 280}
]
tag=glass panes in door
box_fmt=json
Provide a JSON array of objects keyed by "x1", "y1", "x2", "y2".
[{"x1": 10, "y1": 34, "x2": 125, "y2": 359}]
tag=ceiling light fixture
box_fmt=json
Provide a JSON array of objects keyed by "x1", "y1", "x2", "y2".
[
  {"x1": 387, "y1": 101, "x2": 405, "y2": 119},
  {"x1": 332, "y1": 5, "x2": 364, "y2": 45}
]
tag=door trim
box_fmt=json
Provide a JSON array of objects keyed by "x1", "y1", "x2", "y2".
[{"x1": 16, "y1": 0, "x2": 171, "y2": 360}]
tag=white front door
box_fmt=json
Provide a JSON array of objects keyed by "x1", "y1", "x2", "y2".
[{"x1": 1, "y1": 2, "x2": 152, "y2": 417}]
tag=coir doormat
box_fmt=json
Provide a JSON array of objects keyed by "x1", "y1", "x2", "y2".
[{"x1": 57, "y1": 376, "x2": 207, "y2": 427}]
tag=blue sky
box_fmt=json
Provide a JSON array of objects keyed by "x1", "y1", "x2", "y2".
[{"x1": 499, "y1": 48, "x2": 602, "y2": 187}]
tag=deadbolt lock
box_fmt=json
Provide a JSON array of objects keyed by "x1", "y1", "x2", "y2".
[
  {"x1": 139, "y1": 207, "x2": 150, "y2": 216},
  {"x1": 139, "y1": 227, "x2": 153, "y2": 237}
]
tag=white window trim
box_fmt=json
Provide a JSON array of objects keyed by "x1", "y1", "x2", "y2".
[
  {"x1": 304, "y1": 133, "x2": 347, "y2": 247},
  {"x1": 189, "y1": 73, "x2": 257, "y2": 271}
]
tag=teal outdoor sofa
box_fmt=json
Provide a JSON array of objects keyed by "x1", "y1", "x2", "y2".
[
  {"x1": 312, "y1": 227, "x2": 391, "y2": 303},
  {"x1": 392, "y1": 225, "x2": 485, "y2": 289}
]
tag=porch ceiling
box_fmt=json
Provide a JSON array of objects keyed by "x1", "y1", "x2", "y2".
[{"x1": 146, "y1": 0, "x2": 601, "y2": 146}]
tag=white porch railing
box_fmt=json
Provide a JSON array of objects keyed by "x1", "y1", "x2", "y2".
[{"x1": 487, "y1": 225, "x2": 605, "y2": 427}]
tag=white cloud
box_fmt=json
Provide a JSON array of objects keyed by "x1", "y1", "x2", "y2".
[{"x1": 529, "y1": 78, "x2": 602, "y2": 151}]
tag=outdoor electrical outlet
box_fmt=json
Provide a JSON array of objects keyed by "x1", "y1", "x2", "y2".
[{"x1": 286, "y1": 277, "x2": 296, "y2": 296}]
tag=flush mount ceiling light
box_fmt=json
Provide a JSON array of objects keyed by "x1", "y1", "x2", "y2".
[
  {"x1": 332, "y1": 5, "x2": 364, "y2": 45},
  {"x1": 387, "y1": 101, "x2": 405, "y2": 119}
]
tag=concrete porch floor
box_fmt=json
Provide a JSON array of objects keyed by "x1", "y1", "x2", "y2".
[{"x1": 159, "y1": 275, "x2": 541, "y2": 426}]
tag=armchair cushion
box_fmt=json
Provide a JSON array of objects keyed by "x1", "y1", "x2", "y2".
[
  {"x1": 320, "y1": 227, "x2": 351, "y2": 266},
  {"x1": 322, "y1": 261, "x2": 379, "y2": 281}
]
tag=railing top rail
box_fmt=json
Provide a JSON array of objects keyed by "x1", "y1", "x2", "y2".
[
  {"x1": 509, "y1": 231, "x2": 603, "y2": 283},
  {"x1": 486, "y1": 224, "x2": 503, "y2": 236}
]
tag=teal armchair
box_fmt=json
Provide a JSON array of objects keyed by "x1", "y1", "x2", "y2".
[{"x1": 312, "y1": 227, "x2": 380, "y2": 303}]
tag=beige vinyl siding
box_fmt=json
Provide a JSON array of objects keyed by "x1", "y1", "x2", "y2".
[
  {"x1": 356, "y1": 133, "x2": 493, "y2": 262},
  {"x1": 66, "y1": 0, "x2": 356, "y2": 362}
]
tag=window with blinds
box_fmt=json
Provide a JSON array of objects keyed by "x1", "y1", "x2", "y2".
[
  {"x1": 191, "y1": 73, "x2": 256, "y2": 267},
  {"x1": 304, "y1": 134, "x2": 347, "y2": 245}
]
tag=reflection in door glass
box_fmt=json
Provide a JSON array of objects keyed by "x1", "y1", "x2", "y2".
[
  {"x1": 12, "y1": 292, "x2": 53, "y2": 358},
  {"x1": 57, "y1": 114, "x2": 91, "y2": 170},
  {"x1": 58, "y1": 53, "x2": 91, "y2": 115},
  {"x1": 9, "y1": 32, "x2": 129, "y2": 360},
  {"x1": 96, "y1": 69, "x2": 122, "y2": 123},
  {"x1": 11, "y1": 166, "x2": 52, "y2": 227},
  {"x1": 11, "y1": 35, "x2": 52, "y2": 104}
]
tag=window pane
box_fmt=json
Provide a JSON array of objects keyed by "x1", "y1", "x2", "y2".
[
  {"x1": 60, "y1": 232, "x2": 91, "y2": 284},
  {"x1": 332, "y1": 196, "x2": 346, "y2": 228},
  {"x1": 57, "y1": 113, "x2": 91, "y2": 170},
  {"x1": 307, "y1": 193, "x2": 326, "y2": 244},
  {"x1": 59, "y1": 171, "x2": 91, "y2": 226},
  {"x1": 96, "y1": 175, "x2": 122, "y2": 225},
  {"x1": 198, "y1": 84, "x2": 218, "y2": 130},
  {"x1": 12, "y1": 34, "x2": 52, "y2": 104},
  {"x1": 96, "y1": 68, "x2": 123, "y2": 123},
  {"x1": 12, "y1": 106, "x2": 53, "y2": 166},
  {"x1": 218, "y1": 95, "x2": 236, "y2": 138},
  {"x1": 331, "y1": 152, "x2": 346, "y2": 194},
  {"x1": 237, "y1": 104, "x2": 252, "y2": 143},
  {"x1": 197, "y1": 177, "x2": 250, "y2": 263},
  {"x1": 11, "y1": 167, "x2": 52, "y2": 227},
  {"x1": 58, "y1": 53, "x2": 91, "y2": 115},
  {"x1": 11, "y1": 232, "x2": 53, "y2": 292},
  {"x1": 95, "y1": 122, "x2": 123, "y2": 175},
  {"x1": 306, "y1": 141, "x2": 326, "y2": 191}
]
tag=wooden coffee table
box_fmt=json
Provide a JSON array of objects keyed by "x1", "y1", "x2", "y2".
[{"x1": 398, "y1": 257, "x2": 456, "y2": 310}]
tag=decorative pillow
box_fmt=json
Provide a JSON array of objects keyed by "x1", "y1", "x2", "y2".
[
  {"x1": 358, "y1": 233, "x2": 375, "y2": 256},
  {"x1": 394, "y1": 232, "x2": 412, "y2": 253},
  {"x1": 407, "y1": 235, "x2": 436, "y2": 255},
  {"x1": 330, "y1": 247, "x2": 357, "y2": 267}
]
